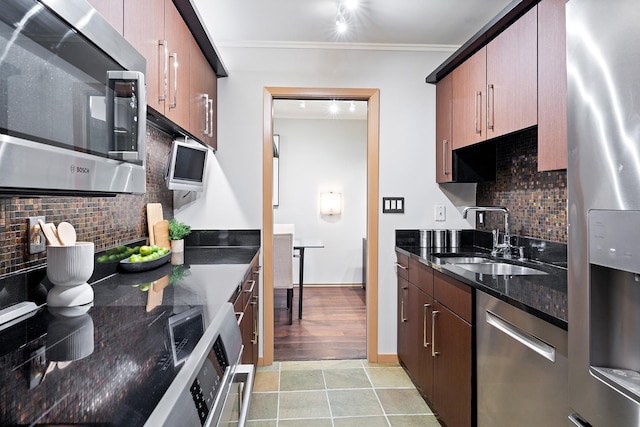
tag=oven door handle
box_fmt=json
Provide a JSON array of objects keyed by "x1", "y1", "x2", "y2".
[{"x1": 228, "y1": 363, "x2": 255, "y2": 427}]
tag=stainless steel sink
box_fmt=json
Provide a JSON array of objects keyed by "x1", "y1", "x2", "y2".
[
  {"x1": 456, "y1": 262, "x2": 548, "y2": 276},
  {"x1": 438, "y1": 256, "x2": 494, "y2": 264}
]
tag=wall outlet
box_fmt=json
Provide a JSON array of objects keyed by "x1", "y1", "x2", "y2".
[
  {"x1": 435, "y1": 205, "x2": 446, "y2": 221},
  {"x1": 28, "y1": 216, "x2": 46, "y2": 254}
]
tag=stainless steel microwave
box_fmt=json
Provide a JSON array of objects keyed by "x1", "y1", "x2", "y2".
[{"x1": 0, "y1": 0, "x2": 147, "y2": 196}]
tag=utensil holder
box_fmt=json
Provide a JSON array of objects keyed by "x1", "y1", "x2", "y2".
[{"x1": 46, "y1": 242, "x2": 95, "y2": 307}]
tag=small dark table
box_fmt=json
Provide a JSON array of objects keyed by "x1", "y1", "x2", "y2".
[{"x1": 293, "y1": 238, "x2": 324, "y2": 319}]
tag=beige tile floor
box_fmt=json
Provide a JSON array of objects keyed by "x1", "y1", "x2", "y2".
[{"x1": 248, "y1": 360, "x2": 442, "y2": 426}]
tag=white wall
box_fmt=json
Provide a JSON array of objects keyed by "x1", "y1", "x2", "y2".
[
  {"x1": 273, "y1": 117, "x2": 367, "y2": 285},
  {"x1": 174, "y1": 42, "x2": 477, "y2": 356}
]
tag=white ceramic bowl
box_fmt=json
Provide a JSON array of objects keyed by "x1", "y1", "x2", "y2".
[{"x1": 46, "y1": 242, "x2": 95, "y2": 286}]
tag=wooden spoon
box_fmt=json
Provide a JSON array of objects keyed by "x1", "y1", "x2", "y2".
[
  {"x1": 57, "y1": 222, "x2": 77, "y2": 246},
  {"x1": 37, "y1": 219, "x2": 61, "y2": 246}
]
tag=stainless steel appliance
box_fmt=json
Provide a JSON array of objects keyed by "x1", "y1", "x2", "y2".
[
  {"x1": 476, "y1": 291, "x2": 568, "y2": 426},
  {"x1": 0, "y1": 0, "x2": 147, "y2": 196},
  {"x1": 567, "y1": 1, "x2": 640, "y2": 425},
  {"x1": 145, "y1": 302, "x2": 255, "y2": 427}
]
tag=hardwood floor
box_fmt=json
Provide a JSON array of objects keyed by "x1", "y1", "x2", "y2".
[{"x1": 274, "y1": 286, "x2": 366, "y2": 361}]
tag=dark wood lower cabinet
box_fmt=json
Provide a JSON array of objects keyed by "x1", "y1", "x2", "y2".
[
  {"x1": 433, "y1": 302, "x2": 473, "y2": 427},
  {"x1": 396, "y1": 250, "x2": 474, "y2": 427},
  {"x1": 231, "y1": 252, "x2": 261, "y2": 366}
]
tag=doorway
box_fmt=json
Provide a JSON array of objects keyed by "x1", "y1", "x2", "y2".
[{"x1": 262, "y1": 87, "x2": 380, "y2": 366}]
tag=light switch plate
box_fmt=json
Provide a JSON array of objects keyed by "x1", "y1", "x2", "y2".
[
  {"x1": 382, "y1": 197, "x2": 404, "y2": 214},
  {"x1": 28, "y1": 216, "x2": 46, "y2": 254},
  {"x1": 435, "y1": 205, "x2": 446, "y2": 221}
]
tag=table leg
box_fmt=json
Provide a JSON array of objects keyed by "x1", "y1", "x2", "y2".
[{"x1": 298, "y1": 247, "x2": 305, "y2": 319}]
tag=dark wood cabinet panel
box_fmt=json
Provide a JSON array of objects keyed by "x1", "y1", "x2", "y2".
[
  {"x1": 396, "y1": 251, "x2": 409, "y2": 280},
  {"x1": 125, "y1": 0, "x2": 219, "y2": 145},
  {"x1": 452, "y1": 47, "x2": 487, "y2": 149},
  {"x1": 409, "y1": 256, "x2": 433, "y2": 295},
  {"x1": 124, "y1": 0, "x2": 165, "y2": 114},
  {"x1": 230, "y1": 254, "x2": 261, "y2": 366},
  {"x1": 397, "y1": 251, "x2": 474, "y2": 426},
  {"x1": 538, "y1": 0, "x2": 568, "y2": 171},
  {"x1": 436, "y1": 73, "x2": 453, "y2": 183},
  {"x1": 486, "y1": 6, "x2": 538, "y2": 140},
  {"x1": 434, "y1": 270, "x2": 473, "y2": 324},
  {"x1": 164, "y1": 0, "x2": 191, "y2": 130},
  {"x1": 433, "y1": 303, "x2": 472, "y2": 427},
  {"x1": 189, "y1": 38, "x2": 218, "y2": 149},
  {"x1": 87, "y1": 0, "x2": 124, "y2": 34},
  {"x1": 408, "y1": 284, "x2": 434, "y2": 400}
]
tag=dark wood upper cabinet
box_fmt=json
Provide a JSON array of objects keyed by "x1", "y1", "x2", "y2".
[
  {"x1": 452, "y1": 47, "x2": 487, "y2": 150},
  {"x1": 190, "y1": 38, "x2": 218, "y2": 150},
  {"x1": 436, "y1": 73, "x2": 453, "y2": 183},
  {"x1": 124, "y1": 0, "x2": 165, "y2": 114},
  {"x1": 123, "y1": 0, "x2": 219, "y2": 148},
  {"x1": 538, "y1": 0, "x2": 568, "y2": 171},
  {"x1": 435, "y1": 0, "x2": 568, "y2": 177},
  {"x1": 486, "y1": 5, "x2": 538, "y2": 140},
  {"x1": 163, "y1": 0, "x2": 191, "y2": 131}
]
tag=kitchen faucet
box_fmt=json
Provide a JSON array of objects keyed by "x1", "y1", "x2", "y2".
[{"x1": 462, "y1": 206, "x2": 513, "y2": 258}]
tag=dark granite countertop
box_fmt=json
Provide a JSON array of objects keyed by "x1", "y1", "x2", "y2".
[
  {"x1": 396, "y1": 230, "x2": 567, "y2": 330},
  {"x1": 0, "y1": 237, "x2": 260, "y2": 426}
]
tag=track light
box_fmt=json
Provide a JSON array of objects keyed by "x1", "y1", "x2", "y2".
[
  {"x1": 335, "y1": 6, "x2": 347, "y2": 33},
  {"x1": 344, "y1": 0, "x2": 358, "y2": 10}
]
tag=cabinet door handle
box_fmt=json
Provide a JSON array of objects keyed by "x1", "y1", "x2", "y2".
[
  {"x1": 208, "y1": 98, "x2": 214, "y2": 137},
  {"x1": 245, "y1": 280, "x2": 256, "y2": 294},
  {"x1": 486, "y1": 309, "x2": 556, "y2": 362},
  {"x1": 169, "y1": 52, "x2": 178, "y2": 109},
  {"x1": 159, "y1": 40, "x2": 168, "y2": 101},
  {"x1": 474, "y1": 91, "x2": 482, "y2": 134},
  {"x1": 401, "y1": 286, "x2": 408, "y2": 322},
  {"x1": 203, "y1": 94, "x2": 210, "y2": 135},
  {"x1": 442, "y1": 140, "x2": 448, "y2": 176},
  {"x1": 251, "y1": 296, "x2": 259, "y2": 344},
  {"x1": 487, "y1": 83, "x2": 495, "y2": 130},
  {"x1": 423, "y1": 303, "x2": 431, "y2": 348},
  {"x1": 431, "y1": 310, "x2": 440, "y2": 356},
  {"x1": 394, "y1": 262, "x2": 407, "y2": 271},
  {"x1": 235, "y1": 311, "x2": 244, "y2": 326}
]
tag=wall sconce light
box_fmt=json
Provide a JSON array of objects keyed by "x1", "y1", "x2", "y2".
[{"x1": 320, "y1": 192, "x2": 342, "y2": 215}]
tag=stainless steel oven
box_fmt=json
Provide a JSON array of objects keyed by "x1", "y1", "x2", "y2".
[
  {"x1": 0, "y1": 0, "x2": 146, "y2": 196},
  {"x1": 145, "y1": 303, "x2": 255, "y2": 427}
]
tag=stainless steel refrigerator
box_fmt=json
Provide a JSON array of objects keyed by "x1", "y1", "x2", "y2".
[{"x1": 567, "y1": 1, "x2": 640, "y2": 425}]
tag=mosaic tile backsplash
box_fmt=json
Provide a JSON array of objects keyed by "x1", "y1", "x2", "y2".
[
  {"x1": 0, "y1": 127, "x2": 174, "y2": 277},
  {"x1": 476, "y1": 128, "x2": 567, "y2": 243}
]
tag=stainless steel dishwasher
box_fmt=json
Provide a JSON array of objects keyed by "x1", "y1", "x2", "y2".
[{"x1": 476, "y1": 291, "x2": 568, "y2": 427}]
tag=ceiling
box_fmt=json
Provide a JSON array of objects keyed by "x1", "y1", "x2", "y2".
[
  {"x1": 196, "y1": 0, "x2": 513, "y2": 47},
  {"x1": 195, "y1": 0, "x2": 514, "y2": 119}
]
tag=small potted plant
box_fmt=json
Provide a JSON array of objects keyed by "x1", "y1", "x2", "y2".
[{"x1": 168, "y1": 218, "x2": 191, "y2": 255}]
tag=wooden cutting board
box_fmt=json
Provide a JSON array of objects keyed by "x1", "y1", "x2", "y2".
[
  {"x1": 154, "y1": 220, "x2": 170, "y2": 249},
  {"x1": 146, "y1": 276, "x2": 169, "y2": 312},
  {"x1": 146, "y1": 203, "x2": 163, "y2": 245}
]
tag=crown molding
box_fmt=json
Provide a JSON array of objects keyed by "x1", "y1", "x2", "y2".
[{"x1": 215, "y1": 40, "x2": 460, "y2": 52}]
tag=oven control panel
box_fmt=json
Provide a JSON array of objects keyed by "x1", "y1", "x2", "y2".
[{"x1": 189, "y1": 336, "x2": 228, "y2": 426}]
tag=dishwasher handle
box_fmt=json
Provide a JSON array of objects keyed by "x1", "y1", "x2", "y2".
[
  {"x1": 568, "y1": 413, "x2": 592, "y2": 426},
  {"x1": 486, "y1": 309, "x2": 556, "y2": 362}
]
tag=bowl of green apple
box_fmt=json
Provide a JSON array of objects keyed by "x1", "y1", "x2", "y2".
[{"x1": 119, "y1": 245, "x2": 171, "y2": 272}]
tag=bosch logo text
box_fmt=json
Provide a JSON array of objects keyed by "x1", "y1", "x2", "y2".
[{"x1": 70, "y1": 165, "x2": 90, "y2": 174}]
